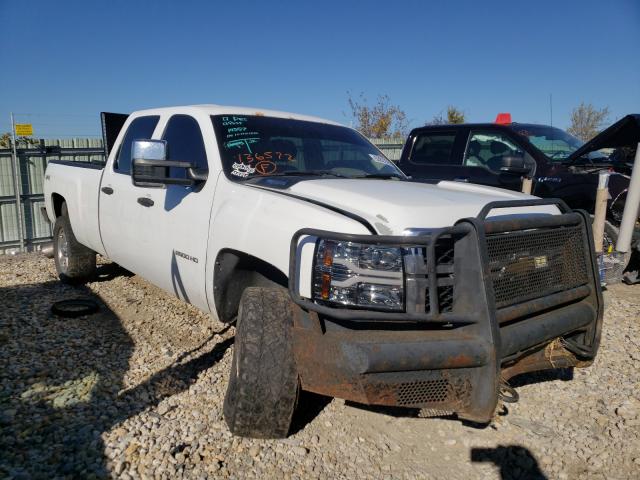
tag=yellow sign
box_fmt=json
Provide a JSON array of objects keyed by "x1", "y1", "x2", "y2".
[{"x1": 15, "y1": 124, "x2": 33, "y2": 136}]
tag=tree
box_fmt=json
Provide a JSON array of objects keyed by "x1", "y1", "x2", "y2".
[
  {"x1": 428, "y1": 106, "x2": 466, "y2": 125},
  {"x1": 567, "y1": 102, "x2": 610, "y2": 141},
  {"x1": 346, "y1": 92, "x2": 409, "y2": 138},
  {"x1": 446, "y1": 106, "x2": 465, "y2": 124}
]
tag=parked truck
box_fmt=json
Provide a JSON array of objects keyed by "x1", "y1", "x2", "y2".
[
  {"x1": 44, "y1": 105, "x2": 603, "y2": 438},
  {"x1": 397, "y1": 114, "x2": 640, "y2": 282}
]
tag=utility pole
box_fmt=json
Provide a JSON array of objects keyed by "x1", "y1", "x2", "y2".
[{"x1": 10, "y1": 113, "x2": 25, "y2": 252}]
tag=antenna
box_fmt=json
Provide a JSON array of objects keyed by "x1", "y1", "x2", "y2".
[{"x1": 549, "y1": 93, "x2": 553, "y2": 127}]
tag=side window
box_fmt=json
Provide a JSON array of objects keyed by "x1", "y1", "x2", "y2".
[
  {"x1": 162, "y1": 115, "x2": 208, "y2": 179},
  {"x1": 464, "y1": 131, "x2": 523, "y2": 172},
  {"x1": 409, "y1": 132, "x2": 458, "y2": 165},
  {"x1": 114, "y1": 116, "x2": 160, "y2": 174}
]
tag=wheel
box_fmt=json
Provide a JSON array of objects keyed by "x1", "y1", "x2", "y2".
[
  {"x1": 223, "y1": 287, "x2": 299, "y2": 438},
  {"x1": 53, "y1": 203, "x2": 96, "y2": 284}
]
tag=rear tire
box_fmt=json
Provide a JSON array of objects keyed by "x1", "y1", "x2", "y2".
[
  {"x1": 223, "y1": 287, "x2": 299, "y2": 438},
  {"x1": 53, "y1": 203, "x2": 96, "y2": 284}
]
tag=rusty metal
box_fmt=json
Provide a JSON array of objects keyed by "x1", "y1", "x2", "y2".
[
  {"x1": 291, "y1": 307, "x2": 492, "y2": 420},
  {"x1": 501, "y1": 339, "x2": 592, "y2": 380},
  {"x1": 286, "y1": 200, "x2": 603, "y2": 424},
  {"x1": 499, "y1": 302, "x2": 595, "y2": 358},
  {"x1": 495, "y1": 285, "x2": 591, "y2": 324}
]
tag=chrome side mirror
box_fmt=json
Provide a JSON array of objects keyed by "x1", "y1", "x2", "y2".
[
  {"x1": 132, "y1": 139, "x2": 167, "y2": 162},
  {"x1": 131, "y1": 139, "x2": 203, "y2": 187}
]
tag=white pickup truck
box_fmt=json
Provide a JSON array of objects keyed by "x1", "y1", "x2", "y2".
[{"x1": 44, "y1": 105, "x2": 603, "y2": 438}]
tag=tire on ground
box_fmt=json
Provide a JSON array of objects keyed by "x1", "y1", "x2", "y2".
[
  {"x1": 223, "y1": 287, "x2": 299, "y2": 438},
  {"x1": 53, "y1": 203, "x2": 96, "y2": 284}
]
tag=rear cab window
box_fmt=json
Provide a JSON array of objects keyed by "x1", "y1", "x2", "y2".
[
  {"x1": 114, "y1": 115, "x2": 160, "y2": 174},
  {"x1": 408, "y1": 131, "x2": 459, "y2": 165}
]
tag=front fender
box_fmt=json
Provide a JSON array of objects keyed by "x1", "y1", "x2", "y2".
[{"x1": 205, "y1": 179, "x2": 371, "y2": 319}]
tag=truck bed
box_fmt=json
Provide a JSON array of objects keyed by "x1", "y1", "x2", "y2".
[{"x1": 44, "y1": 161, "x2": 106, "y2": 256}]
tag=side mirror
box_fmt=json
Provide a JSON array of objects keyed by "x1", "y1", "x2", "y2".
[
  {"x1": 499, "y1": 155, "x2": 531, "y2": 175},
  {"x1": 131, "y1": 139, "x2": 208, "y2": 187}
]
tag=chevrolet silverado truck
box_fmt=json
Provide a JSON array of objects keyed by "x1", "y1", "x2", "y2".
[{"x1": 43, "y1": 105, "x2": 603, "y2": 438}]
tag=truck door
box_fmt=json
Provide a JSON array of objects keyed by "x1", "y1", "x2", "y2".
[
  {"x1": 99, "y1": 113, "x2": 215, "y2": 311},
  {"x1": 99, "y1": 114, "x2": 161, "y2": 269},
  {"x1": 459, "y1": 129, "x2": 535, "y2": 191}
]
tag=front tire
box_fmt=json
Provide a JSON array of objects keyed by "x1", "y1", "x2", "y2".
[
  {"x1": 53, "y1": 203, "x2": 96, "y2": 284},
  {"x1": 223, "y1": 287, "x2": 299, "y2": 438}
]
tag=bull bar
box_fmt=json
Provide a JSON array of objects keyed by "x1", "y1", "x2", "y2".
[{"x1": 287, "y1": 199, "x2": 603, "y2": 423}]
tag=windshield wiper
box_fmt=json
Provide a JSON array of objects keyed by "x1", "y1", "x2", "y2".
[
  {"x1": 354, "y1": 173, "x2": 404, "y2": 180},
  {"x1": 270, "y1": 170, "x2": 349, "y2": 178}
]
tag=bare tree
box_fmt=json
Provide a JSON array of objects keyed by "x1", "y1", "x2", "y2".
[
  {"x1": 567, "y1": 102, "x2": 610, "y2": 141},
  {"x1": 347, "y1": 93, "x2": 409, "y2": 138},
  {"x1": 428, "y1": 111, "x2": 446, "y2": 125},
  {"x1": 427, "y1": 105, "x2": 466, "y2": 125}
]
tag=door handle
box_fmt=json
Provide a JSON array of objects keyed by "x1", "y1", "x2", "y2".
[
  {"x1": 137, "y1": 197, "x2": 154, "y2": 207},
  {"x1": 101, "y1": 186, "x2": 114, "y2": 195},
  {"x1": 454, "y1": 177, "x2": 470, "y2": 182}
]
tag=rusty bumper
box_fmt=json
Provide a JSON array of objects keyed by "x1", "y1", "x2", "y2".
[
  {"x1": 288, "y1": 200, "x2": 604, "y2": 423},
  {"x1": 291, "y1": 303, "x2": 596, "y2": 423}
]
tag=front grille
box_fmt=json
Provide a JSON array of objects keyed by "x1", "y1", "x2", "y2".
[
  {"x1": 425, "y1": 237, "x2": 455, "y2": 314},
  {"x1": 397, "y1": 378, "x2": 449, "y2": 406},
  {"x1": 486, "y1": 224, "x2": 589, "y2": 309}
]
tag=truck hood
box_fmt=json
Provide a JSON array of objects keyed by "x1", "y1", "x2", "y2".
[
  {"x1": 280, "y1": 179, "x2": 558, "y2": 234},
  {"x1": 568, "y1": 113, "x2": 640, "y2": 163}
]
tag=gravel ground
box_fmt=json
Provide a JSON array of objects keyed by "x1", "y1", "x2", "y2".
[{"x1": 0, "y1": 253, "x2": 638, "y2": 480}]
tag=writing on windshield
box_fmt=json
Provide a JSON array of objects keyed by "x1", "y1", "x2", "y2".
[{"x1": 211, "y1": 115, "x2": 402, "y2": 180}]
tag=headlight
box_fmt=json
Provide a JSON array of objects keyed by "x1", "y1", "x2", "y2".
[{"x1": 312, "y1": 239, "x2": 405, "y2": 311}]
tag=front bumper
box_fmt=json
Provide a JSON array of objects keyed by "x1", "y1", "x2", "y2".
[{"x1": 288, "y1": 199, "x2": 603, "y2": 423}]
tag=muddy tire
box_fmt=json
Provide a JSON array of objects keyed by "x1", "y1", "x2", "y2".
[
  {"x1": 223, "y1": 287, "x2": 299, "y2": 438},
  {"x1": 53, "y1": 203, "x2": 96, "y2": 284}
]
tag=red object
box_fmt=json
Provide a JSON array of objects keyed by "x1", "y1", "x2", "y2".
[{"x1": 495, "y1": 113, "x2": 512, "y2": 124}]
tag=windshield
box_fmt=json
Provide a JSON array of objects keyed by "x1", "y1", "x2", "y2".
[
  {"x1": 511, "y1": 125, "x2": 584, "y2": 162},
  {"x1": 211, "y1": 115, "x2": 404, "y2": 180}
]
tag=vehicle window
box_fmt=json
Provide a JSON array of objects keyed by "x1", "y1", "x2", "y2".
[
  {"x1": 511, "y1": 125, "x2": 583, "y2": 162},
  {"x1": 161, "y1": 115, "x2": 208, "y2": 179},
  {"x1": 409, "y1": 133, "x2": 457, "y2": 165},
  {"x1": 463, "y1": 131, "x2": 524, "y2": 172},
  {"x1": 114, "y1": 115, "x2": 160, "y2": 174},
  {"x1": 210, "y1": 115, "x2": 404, "y2": 181}
]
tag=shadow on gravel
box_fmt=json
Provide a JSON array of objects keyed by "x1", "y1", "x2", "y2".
[
  {"x1": 344, "y1": 402, "x2": 457, "y2": 421},
  {"x1": 290, "y1": 391, "x2": 333, "y2": 435},
  {"x1": 0, "y1": 280, "x2": 232, "y2": 479},
  {"x1": 471, "y1": 445, "x2": 548, "y2": 479},
  {"x1": 93, "y1": 262, "x2": 135, "y2": 283},
  {"x1": 509, "y1": 367, "x2": 574, "y2": 388}
]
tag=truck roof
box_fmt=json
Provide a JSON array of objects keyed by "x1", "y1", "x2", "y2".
[
  {"x1": 131, "y1": 104, "x2": 343, "y2": 127},
  {"x1": 410, "y1": 122, "x2": 554, "y2": 133}
]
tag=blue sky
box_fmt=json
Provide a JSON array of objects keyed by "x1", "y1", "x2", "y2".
[{"x1": 1, "y1": 0, "x2": 638, "y2": 138}]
